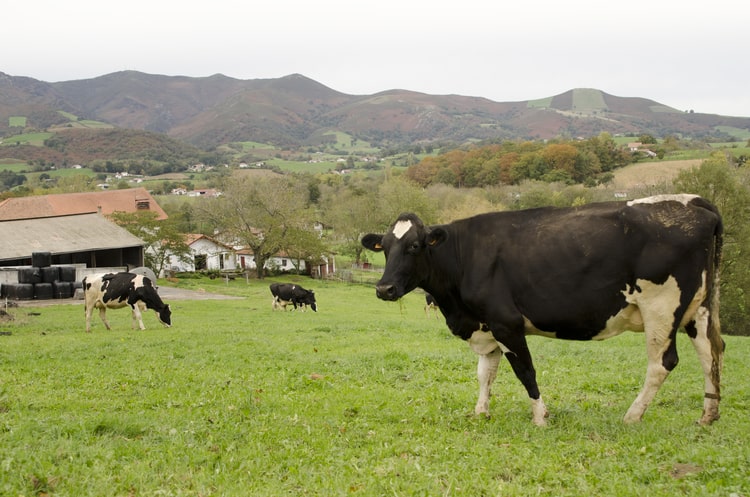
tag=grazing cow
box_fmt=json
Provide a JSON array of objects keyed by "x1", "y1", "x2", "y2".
[
  {"x1": 83, "y1": 272, "x2": 172, "y2": 332},
  {"x1": 269, "y1": 283, "x2": 318, "y2": 312},
  {"x1": 362, "y1": 195, "x2": 724, "y2": 426},
  {"x1": 424, "y1": 293, "x2": 439, "y2": 318}
]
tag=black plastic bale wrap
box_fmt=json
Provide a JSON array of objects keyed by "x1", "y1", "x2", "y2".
[
  {"x1": 41, "y1": 266, "x2": 60, "y2": 283},
  {"x1": 52, "y1": 281, "x2": 74, "y2": 298},
  {"x1": 4, "y1": 283, "x2": 35, "y2": 300},
  {"x1": 34, "y1": 283, "x2": 54, "y2": 300},
  {"x1": 59, "y1": 266, "x2": 77, "y2": 282},
  {"x1": 18, "y1": 267, "x2": 42, "y2": 284},
  {"x1": 32, "y1": 252, "x2": 52, "y2": 268}
]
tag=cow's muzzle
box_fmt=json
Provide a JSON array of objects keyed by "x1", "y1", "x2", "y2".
[{"x1": 375, "y1": 284, "x2": 399, "y2": 301}]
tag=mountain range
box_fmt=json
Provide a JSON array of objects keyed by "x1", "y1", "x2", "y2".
[{"x1": 2, "y1": 70, "x2": 749, "y2": 150}]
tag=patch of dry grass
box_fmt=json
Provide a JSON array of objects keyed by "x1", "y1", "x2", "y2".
[{"x1": 610, "y1": 159, "x2": 701, "y2": 190}]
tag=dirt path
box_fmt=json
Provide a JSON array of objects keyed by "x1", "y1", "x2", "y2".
[{"x1": 6, "y1": 286, "x2": 243, "y2": 308}]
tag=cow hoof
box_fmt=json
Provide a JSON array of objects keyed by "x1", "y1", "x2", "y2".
[
  {"x1": 474, "y1": 407, "x2": 491, "y2": 418},
  {"x1": 623, "y1": 414, "x2": 643, "y2": 424},
  {"x1": 698, "y1": 411, "x2": 720, "y2": 426},
  {"x1": 531, "y1": 398, "x2": 548, "y2": 426}
]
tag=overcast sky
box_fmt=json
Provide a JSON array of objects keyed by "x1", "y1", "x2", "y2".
[{"x1": 6, "y1": 0, "x2": 749, "y2": 117}]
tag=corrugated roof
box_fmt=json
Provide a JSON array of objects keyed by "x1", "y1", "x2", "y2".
[
  {"x1": 0, "y1": 213, "x2": 145, "y2": 261},
  {"x1": 0, "y1": 187, "x2": 168, "y2": 221}
]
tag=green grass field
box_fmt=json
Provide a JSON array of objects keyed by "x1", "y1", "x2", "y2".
[
  {"x1": 1, "y1": 276, "x2": 748, "y2": 496},
  {"x1": 8, "y1": 117, "x2": 27, "y2": 128},
  {"x1": 0, "y1": 160, "x2": 29, "y2": 173},
  {"x1": 0, "y1": 132, "x2": 52, "y2": 147}
]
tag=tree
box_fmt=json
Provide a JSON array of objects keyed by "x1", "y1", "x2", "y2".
[
  {"x1": 109, "y1": 211, "x2": 192, "y2": 278},
  {"x1": 320, "y1": 185, "x2": 379, "y2": 265},
  {"x1": 199, "y1": 175, "x2": 318, "y2": 278},
  {"x1": 674, "y1": 152, "x2": 750, "y2": 335},
  {"x1": 375, "y1": 177, "x2": 438, "y2": 229},
  {"x1": 281, "y1": 226, "x2": 329, "y2": 273},
  {"x1": 542, "y1": 143, "x2": 579, "y2": 178}
]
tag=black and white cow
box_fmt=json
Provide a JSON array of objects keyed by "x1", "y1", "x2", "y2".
[
  {"x1": 362, "y1": 194, "x2": 724, "y2": 425},
  {"x1": 83, "y1": 272, "x2": 172, "y2": 332},
  {"x1": 269, "y1": 283, "x2": 318, "y2": 312}
]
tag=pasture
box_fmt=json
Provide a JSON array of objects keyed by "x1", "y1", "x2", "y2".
[{"x1": 1, "y1": 276, "x2": 748, "y2": 496}]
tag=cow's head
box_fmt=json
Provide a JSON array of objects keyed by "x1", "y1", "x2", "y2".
[
  {"x1": 157, "y1": 304, "x2": 172, "y2": 327},
  {"x1": 362, "y1": 212, "x2": 447, "y2": 301},
  {"x1": 304, "y1": 291, "x2": 318, "y2": 312}
]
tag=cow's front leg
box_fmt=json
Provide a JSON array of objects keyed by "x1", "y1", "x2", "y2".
[
  {"x1": 130, "y1": 303, "x2": 146, "y2": 330},
  {"x1": 475, "y1": 347, "x2": 503, "y2": 416},
  {"x1": 497, "y1": 333, "x2": 548, "y2": 426}
]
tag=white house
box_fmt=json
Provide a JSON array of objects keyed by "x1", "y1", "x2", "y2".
[
  {"x1": 165, "y1": 234, "x2": 237, "y2": 274},
  {"x1": 236, "y1": 249, "x2": 305, "y2": 273},
  {"x1": 236, "y1": 249, "x2": 336, "y2": 277},
  {"x1": 164, "y1": 234, "x2": 336, "y2": 277}
]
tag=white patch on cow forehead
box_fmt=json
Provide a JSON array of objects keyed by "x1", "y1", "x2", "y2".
[
  {"x1": 627, "y1": 194, "x2": 698, "y2": 206},
  {"x1": 392, "y1": 220, "x2": 413, "y2": 239}
]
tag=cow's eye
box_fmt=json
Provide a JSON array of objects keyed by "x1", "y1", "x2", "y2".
[{"x1": 408, "y1": 241, "x2": 421, "y2": 254}]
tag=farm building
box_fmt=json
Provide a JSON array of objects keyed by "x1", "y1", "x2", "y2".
[
  {"x1": 162, "y1": 233, "x2": 336, "y2": 278},
  {"x1": 0, "y1": 187, "x2": 167, "y2": 221},
  {"x1": 0, "y1": 213, "x2": 145, "y2": 268},
  {"x1": 0, "y1": 188, "x2": 166, "y2": 287},
  {"x1": 0, "y1": 213, "x2": 146, "y2": 296},
  {"x1": 236, "y1": 249, "x2": 304, "y2": 274},
  {"x1": 236, "y1": 249, "x2": 336, "y2": 277},
  {"x1": 163, "y1": 234, "x2": 237, "y2": 274}
]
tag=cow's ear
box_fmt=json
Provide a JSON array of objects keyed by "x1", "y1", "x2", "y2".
[
  {"x1": 362, "y1": 233, "x2": 384, "y2": 251},
  {"x1": 426, "y1": 228, "x2": 448, "y2": 248}
]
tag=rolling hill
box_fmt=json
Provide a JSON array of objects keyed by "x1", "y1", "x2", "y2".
[{"x1": 2, "y1": 71, "x2": 750, "y2": 152}]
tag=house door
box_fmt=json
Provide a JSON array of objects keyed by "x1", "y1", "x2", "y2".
[{"x1": 195, "y1": 254, "x2": 207, "y2": 270}]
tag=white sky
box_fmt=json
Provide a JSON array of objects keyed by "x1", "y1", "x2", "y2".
[{"x1": 5, "y1": 0, "x2": 750, "y2": 117}]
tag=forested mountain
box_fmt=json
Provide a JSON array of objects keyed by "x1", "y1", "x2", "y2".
[{"x1": 2, "y1": 71, "x2": 750, "y2": 150}]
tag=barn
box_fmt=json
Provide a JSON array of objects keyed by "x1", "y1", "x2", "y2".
[
  {"x1": 0, "y1": 188, "x2": 165, "y2": 295},
  {"x1": 0, "y1": 213, "x2": 145, "y2": 268},
  {"x1": 0, "y1": 213, "x2": 146, "y2": 297}
]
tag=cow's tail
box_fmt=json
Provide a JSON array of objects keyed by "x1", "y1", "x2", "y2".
[
  {"x1": 704, "y1": 200, "x2": 724, "y2": 387},
  {"x1": 82, "y1": 276, "x2": 89, "y2": 314}
]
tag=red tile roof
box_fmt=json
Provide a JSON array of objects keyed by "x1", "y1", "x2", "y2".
[{"x1": 0, "y1": 188, "x2": 168, "y2": 221}]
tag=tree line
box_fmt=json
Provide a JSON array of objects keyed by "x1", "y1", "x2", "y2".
[{"x1": 405, "y1": 133, "x2": 659, "y2": 187}]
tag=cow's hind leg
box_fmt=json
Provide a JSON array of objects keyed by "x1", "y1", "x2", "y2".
[
  {"x1": 685, "y1": 306, "x2": 724, "y2": 425},
  {"x1": 85, "y1": 304, "x2": 93, "y2": 332},
  {"x1": 475, "y1": 347, "x2": 502, "y2": 417},
  {"x1": 624, "y1": 316, "x2": 678, "y2": 424},
  {"x1": 98, "y1": 307, "x2": 112, "y2": 330}
]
